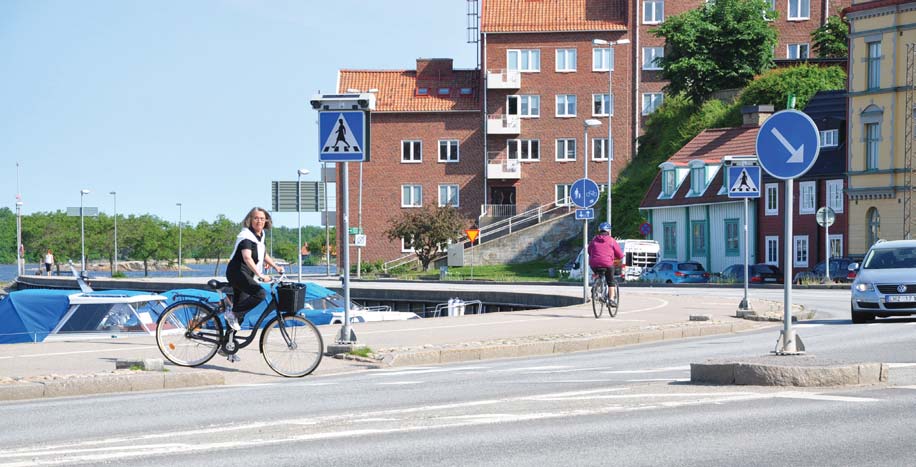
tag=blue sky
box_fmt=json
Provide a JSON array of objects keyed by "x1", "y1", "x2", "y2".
[{"x1": 1, "y1": 0, "x2": 476, "y2": 227}]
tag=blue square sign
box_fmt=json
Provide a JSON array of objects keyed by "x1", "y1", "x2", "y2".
[
  {"x1": 727, "y1": 166, "x2": 761, "y2": 198},
  {"x1": 575, "y1": 208, "x2": 594, "y2": 220},
  {"x1": 319, "y1": 111, "x2": 366, "y2": 162}
]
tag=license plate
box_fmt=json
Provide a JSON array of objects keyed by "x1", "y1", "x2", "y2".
[
  {"x1": 765, "y1": 278, "x2": 776, "y2": 282},
  {"x1": 887, "y1": 295, "x2": 916, "y2": 303}
]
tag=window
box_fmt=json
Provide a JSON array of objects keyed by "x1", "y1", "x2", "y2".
[
  {"x1": 691, "y1": 221, "x2": 707, "y2": 256},
  {"x1": 437, "y1": 88, "x2": 450, "y2": 96},
  {"x1": 643, "y1": 93, "x2": 663, "y2": 115},
  {"x1": 592, "y1": 47, "x2": 613, "y2": 71},
  {"x1": 556, "y1": 48, "x2": 577, "y2": 72},
  {"x1": 400, "y1": 236, "x2": 415, "y2": 253},
  {"x1": 766, "y1": 236, "x2": 779, "y2": 265},
  {"x1": 555, "y1": 139, "x2": 576, "y2": 161},
  {"x1": 829, "y1": 235, "x2": 843, "y2": 258},
  {"x1": 438, "y1": 184, "x2": 459, "y2": 207},
  {"x1": 865, "y1": 122, "x2": 880, "y2": 170},
  {"x1": 555, "y1": 184, "x2": 572, "y2": 205},
  {"x1": 799, "y1": 181, "x2": 816, "y2": 214},
  {"x1": 416, "y1": 87, "x2": 429, "y2": 96},
  {"x1": 867, "y1": 207, "x2": 880, "y2": 248},
  {"x1": 642, "y1": 47, "x2": 663, "y2": 70},
  {"x1": 459, "y1": 87, "x2": 474, "y2": 96},
  {"x1": 508, "y1": 139, "x2": 540, "y2": 161},
  {"x1": 788, "y1": 0, "x2": 810, "y2": 20},
  {"x1": 867, "y1": 41, "x2": 881, "y2": 89},
  {"x1": 556, "y1": 94, "x2": 577, "y2": 117},
  {"x1": 690, "y1": 166, "x2": 706, "y2": 195},
  {"x1": 593, "y1": 93, "x2": 613, "y2": 116},
  {"x1": 438, "y1": 140, "x2": 459, "y2": 163},
  {"x1": 592, "y1": 138, "x2": 610, "y2": 161},
  {"x1": 765, "y1": 183, "x2": 778, "y2": 215},
  {"x1": 644, "y1": 0, "x2": 664, "y2": 24},
  {"x1": 819, "y1": 129, "x2": 838, "y2": 147},
  {"x1": 787, "y1": 43, "x2": 810, "y2": 59},
  {"x1": 519, "y1": 95, "x2": 540, "y2": 117},
  {"x1": 725, "y1": 219, "x2": 740, "y2": 256},
  {"x1": 661, "y1": 169, "x2": 676, "y2": 196},
  {"x1": 401, "y1": 140, "x2": 422, "y2": 163},
  {"x1": 826, "y1": 179, "x2": 843, "y2": 213},
  {"x1": 663, "y1": 222, "x2": 677, "y2": 257},
  {"x1": 401, "y1": 185, "x2": 422, "y2": 207},
  {"x1": 794, "y1": 236, "x2": 809, "y2": 267},
  {"x1": 508, "y1": 49, "x2": 540, "y2": 72},
  {"x1": 765, "y1": 0, "x2": 776, "y2": 19}
]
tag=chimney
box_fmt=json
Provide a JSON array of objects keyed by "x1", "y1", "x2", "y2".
[
  {"x1": 416, "y1": 58, "x2": 454, "y2": 79},
  {"x1": 741, "y1": 105, "x2": 775, "y2": 127}
]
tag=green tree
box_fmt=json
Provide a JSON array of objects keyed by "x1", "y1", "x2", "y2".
[
  {"x1": 652, "y1": 0, "x2": 778, "y2": 103},
  {"x1": 120, "y1": 214, "x2": 170, "y2": 276},
  {"x1": 812, "y1": 14, "x2": 849, "y2": 59},
  {"x1": 738, "y1": 64, "x2": 846, "y2": 111},
  {"x1": 193, "y1": 216, "x2": 239, "y2": 275},
  {"x1": 386, "y1": 206, "x2": 466, "y2": 270}
]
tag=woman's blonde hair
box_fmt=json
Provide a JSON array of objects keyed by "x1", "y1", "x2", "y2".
[{"x1": 242, "y1": 207, "x2": 273, "y2": 229}]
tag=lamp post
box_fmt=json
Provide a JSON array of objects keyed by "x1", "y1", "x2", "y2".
[
  {"x1": 176, "y1": 202, "x2": 182, "y2": 277},
  {"x1": 582, "y1": 119, "x2": 602, "y2": 302},
  {"x1": 15, "y1": 162, "x2": 23, "y2": 276},
  {"x1": 592, "y1": 38, "x2": 629, "y2": 225},
  {"x1": 80, "y1": 189, "x2": 90, "y2": 271},
  {"x1": 110, "y1": 191, "x2": 118, "y2": 276},
  {"x1": 297, "y1": 168, "x2": 311, "y2": 282}
]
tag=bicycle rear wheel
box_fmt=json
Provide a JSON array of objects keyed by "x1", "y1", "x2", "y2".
[
  {"x1": 156, "y1": 302, "x2": 222, "y2": 367},
  {"x1": 260, "y1": 315, "x2": 324, "y2": 377},
  {"x1": 591, "y1": 280, "x2": 605, "y2": 318},
  {"x1": 608, "y1": 281, "x2": 620, "y2": 318}
]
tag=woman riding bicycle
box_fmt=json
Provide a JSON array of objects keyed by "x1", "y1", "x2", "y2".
[
  {"x1": 224, "y1": 207, "x2": 285, "y2": 332},
  {"x1": 588, "y1": 222, "x2": 623, "y2": 306}
]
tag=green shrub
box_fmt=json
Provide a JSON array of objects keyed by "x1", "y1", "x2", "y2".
[{"x1": 738, "y1": 64, "x2": 846, "y2": 110}]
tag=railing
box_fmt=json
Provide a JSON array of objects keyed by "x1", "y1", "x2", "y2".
[
  {"x1": 427, "y1": 299, "x2": 484, "y2": 317},
  {"x1": 480, "y1": 204, "x2": 517, "y2": 218},
  {"x1": 486, "y1": 114, "x2": 520, "y2": 134},
  {"x1": 381, "y1": 254, "x2": 420, "y2": 272},
  {"x1": 486, "y1": 151, "x2": 521, "y2": 179},
  {"x1": 486, "y1": 69, "x2": 521, "y2": 89}
]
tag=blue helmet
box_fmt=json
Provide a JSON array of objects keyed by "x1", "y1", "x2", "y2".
[{"x1": 598, "y1": 222, "x2": 612, "y2": 232}]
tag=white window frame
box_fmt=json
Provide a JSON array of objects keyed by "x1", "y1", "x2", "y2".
[
  {"x1": 592, "y1": 138, "x2": 609, "y2": 161},
  {"x1": 401, "y1": 185, "x2": 422, "y2": 208},
  {"x1": 690, "y1": 166, "x2": 706, "y2": 195},
  {"x1": 829, "y1": 234, "x2": 843, "y2": 258},
  {"x1": 826, "y1": 179, "x2": 844, "y2": 213},
  {"x1": 787, "y1": 0, "x2": 810, "y2": 20},
  {"x1": 556, "y1": 94, "x2": 577, "y2": 117},
  {"x1": 401, "y1": 140, "x2": 422, "y2": 163},
  {"x1": 642, "y1": 47, "x2": 664, "y2": 70},
  {"x1": 438, "y1": 139, "x2": 459, "y2": 163},
  {"x1": 555, "y1": 138, "x2": 577, "y2": 161},
  {"x1": 766, "y1": 236, "x2": 779, "y2": 266},
  {"x1": 865, "y1": 122, "x2": 880, "y2": 170},
  {"x1": 400, "y1": 236, "x2": 415, "y2": 253},
  {"x1": 507, "y1": 49, "x2": 540, "y2": 72},
  {"x1": 787, "y1": 43, "x2": 810, "y2": 59},
  {"x1": 592, "y1": 93, "x2": 613, "y2": 117},
  {"x1": 555, "y1": 184, "x2": 572, "y2": 206},
  {"x1": 765, "y1": 183, "x2": 779, "y2": 216},
  {"x1": 438, "y1": 184, "x2": 459, "y2": 207},
  {"x1": 799, "y1": 181, "x2": 816, "y2": 214},
  {"x1": 819, "y1": 129, "x2": 838, "y2": 148},
  {"x1": 555, "y1": 48, "x2": 577, "y2": 72},
  {"x1": 643, "y1": 0, "x2": 664, "y2": 24},
  {"x1": 867, "y1": 41, "x2": 881, "y2": 89},
  {"x1": 508, "y1": 139, "x2": 540, "y2": 161},
  {"x1": 592, "y1": 47, "x2": 613, "y2": 71},
  {"x1": 794, "y1": 235, "x2": 809, "y2": 267},
  {"x1": 642, "y1": 93, "x2": 663, "y2": 115},
  {"x1": 519, "y1": 95, "x2": 540, "y2": 118},
  {"x1": 661, "y1": 169, "x2": 676, "y2": 196},
  {"x1": 765, "y1": 0, "x2": 776, "y2": 21}
]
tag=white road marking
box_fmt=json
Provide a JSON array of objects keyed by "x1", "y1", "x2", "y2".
[
  {"x1": 373, "y1": 366, "x2": 487, "y2": 376},
  {"x1": 772, "y1": 392, "x2": 879, "y2": 403},
  {"x1": 626, "y1": 378, "x2": 690, "y2": 382},
  {"x1": 497, "y1": 365, "x2": 570, "y2": 372},
  {"x1": 601, "y1": 366, "x2": 690, "y2": 374},
  {"x1": 4, "y1": 346, "x2": 158, "y2": 359},
  {"x1": 794, "y1": 324, "x2": 824, "y2": 328},
  {"x1": 376, "y1": 381, "x2": 424, "y2": 386},
  {"x1": 886, "y1": 363, "x2": 916, "y2": 368}
]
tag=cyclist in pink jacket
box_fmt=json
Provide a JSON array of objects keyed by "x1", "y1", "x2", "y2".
[{"x1": 588, "y1": 222, "x2": 623, "y2": 306}]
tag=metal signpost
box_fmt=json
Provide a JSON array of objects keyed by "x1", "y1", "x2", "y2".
[
  {"x1": 756, "y1": 110, "x2": 821, "y2": 354},
  {"x1": 725, "y1": 156, "x2": 761, "y2": 312},
  {"x1": 816, "y1": 206, "x2": 836, "y2": 283},
  {"x1": 465, "y1": 228, "x2": 479, "y2": 280},
  {"x1": 571, "y1": 176, "x2": 601, "y2": 302}
]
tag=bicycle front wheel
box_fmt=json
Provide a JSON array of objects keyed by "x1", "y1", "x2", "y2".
[
  {"x1": 591, "y1": 281, "x2": 605, "y2": 318},
  {"x1": 156, "y1": 302, "x2": 222, "y2": 367},
  {"x1": 260, "y1": 315, "x2": 324, "y2": 377},
  {"x1": 608, "y1": 281, "x2": 620, "y2": 318}
]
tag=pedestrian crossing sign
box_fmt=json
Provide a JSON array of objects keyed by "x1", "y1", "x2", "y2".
[
  {"x1": 727, "y1": 166, "x2": 761, "y2": 198},
  {"x1": 319, "y1": 111, "x2": 366, "y2": 162}
]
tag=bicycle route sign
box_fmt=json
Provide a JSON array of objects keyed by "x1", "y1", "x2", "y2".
[
  {"x1": 755, "y1": 110, "x2": 820, "y2": 180},
  {"x1": 319, "y1": 111, "x2": 366, "y2": 162},
  {"x1": 570, "y1": 178, "x2": 600, "y2": 208}
]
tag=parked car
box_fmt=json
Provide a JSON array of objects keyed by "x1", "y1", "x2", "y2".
[
  {"x1": 849, "y1": 239, "x2": 916, "y2": 323},
  {"x1": 719, "y1": 263, "x2": 783, "y2": 284},
  {"x1": 793, "y1": 258, "x2": 854, "y2": 284},
  {"x1": 641, "y1": 260, "x2": 710, "y2": 284}
]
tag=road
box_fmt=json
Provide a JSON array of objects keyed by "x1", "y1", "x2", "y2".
[{"x1": 2, "y1": 288, "x2": 915, "y2": 466}]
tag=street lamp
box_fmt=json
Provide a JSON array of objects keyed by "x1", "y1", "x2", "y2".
[
  {"x1": 592, "y1": 38, "x2": 629, "y2": 225},
  {"x1": 176, "y1": 202, "x2": 182, "y2": 278},
  {"x1": 110, "y1": 191, "x2": 118, "y2": 276},
  {"x1": 80, "y1": 189, "x2": 90, "y2": 272},
  {"x1": 582, "y1": 119, "x2": 602, "y2": 302},
  {"x1": 297, "y1": 168, "x2": 311, "y2": 282}
]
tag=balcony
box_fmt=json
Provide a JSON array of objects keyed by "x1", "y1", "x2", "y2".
[
  {"x1": 487, "y1": 114, "x2": 520, "y2": 135},
  {"x1": 487, "y1": 151, "x2": 521, "y2": 180},
  {"x1": 487, "y1": 69, "x2": 521, "y2": 89}
]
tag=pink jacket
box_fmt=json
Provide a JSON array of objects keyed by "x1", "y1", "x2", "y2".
[{"x1": 588, "y1": 234, "x2": 623, "y2": 269}]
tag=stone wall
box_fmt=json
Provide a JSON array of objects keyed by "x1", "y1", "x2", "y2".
[{"x1": 470, "y1": 213, "x2": 580, "y2": 265}]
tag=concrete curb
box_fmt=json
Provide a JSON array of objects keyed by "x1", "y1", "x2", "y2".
[
  {"x1": 0, "y1": 370, "x2": 225, "y2": 402},
  {"x1": 691, "y1": 358, "x2": 889, "y2": 387}
]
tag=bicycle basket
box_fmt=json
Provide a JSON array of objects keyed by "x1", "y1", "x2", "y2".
[{"x1": 277, "y1": 282, "x2": 306, "y2": 312}]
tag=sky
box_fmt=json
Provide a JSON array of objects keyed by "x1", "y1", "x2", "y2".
[{"x1": 1, "y1": 0, "x2": 476, "y2": 228}]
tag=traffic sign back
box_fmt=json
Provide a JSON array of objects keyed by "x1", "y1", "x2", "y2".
[
  {"x1": 570, "y1": 178, "x2": 600, "y2": 208},
  {"x1": 756, "y1": 110, "x2": 820, "y2": 180},
  {"x1": 319, "y1": 111, "x2": 366, "y2": 162}
]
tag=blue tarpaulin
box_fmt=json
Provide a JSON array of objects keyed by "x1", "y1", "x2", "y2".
[{"x1": 0, "y1": 289, "x2": 77, "y2": 344}]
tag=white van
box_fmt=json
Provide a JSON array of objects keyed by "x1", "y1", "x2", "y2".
[{"x1": 565, "y1": 239, "x2": 660, "y2": 281}]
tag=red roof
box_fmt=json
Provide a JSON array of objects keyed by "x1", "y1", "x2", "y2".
[
  {"x1": 338, "y1": 62, "x2": 480, "y2": 113},
  {"x1": 482, "y1": 0, "x2": 628, "y2": 33},
  {"x1": 843, "y1": 0, "x2": 910, "y2": 16}
]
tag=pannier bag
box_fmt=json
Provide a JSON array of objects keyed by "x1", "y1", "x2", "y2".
[{"x1": 277, "y1": 282, "x2": 306, "y2": 312}]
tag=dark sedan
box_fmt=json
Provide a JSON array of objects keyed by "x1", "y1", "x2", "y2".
[
  {"x1": 793, "y1": 258, "x2": 854, "y2": 284},
  {"x1": 719, "y1": 263, "x2": 783, "y2": 284}
]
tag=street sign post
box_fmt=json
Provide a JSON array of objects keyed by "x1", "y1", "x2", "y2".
[
  {"x1": 817, "y1": 206, "x2": 836, "y2": 282},
  {"x1": 639, "y1": 222, "x2": 651, "y2": 237},
  {"x1": 570, "y1": 178, "x2": 600, "y2": 208},
  {"x1": 724, "y1": 156, "x2": 761, "y2": 312},
  {"x1": 756, "y1": 110, "x2": 821, "y2": 355}
]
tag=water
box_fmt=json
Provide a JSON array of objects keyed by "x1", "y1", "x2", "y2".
[{"x1": 0, "y1": 263, "x2": 336, "y2": 283}]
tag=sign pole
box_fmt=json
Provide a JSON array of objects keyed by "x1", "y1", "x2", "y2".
[
  {"x1": 338, "y1": 162, "x2": 355, "y2": 344},
  {"x1": 825, "y1": 209, "x2": 830, "y2": 283},
  {"x1": 740, "y1": 197, "x2": 749, "y2": 310},
  {"x1": 779, "y1": 180, "x2": 798, "y2": 353}
]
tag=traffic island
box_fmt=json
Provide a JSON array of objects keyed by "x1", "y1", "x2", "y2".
[{"x1": 691, "y1": 355, "x2": 888, "y2": 387}]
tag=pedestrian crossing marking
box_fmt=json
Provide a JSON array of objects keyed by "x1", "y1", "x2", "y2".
[{"x1": 321, "y1": 113, "x2": 361, "y2": 154}]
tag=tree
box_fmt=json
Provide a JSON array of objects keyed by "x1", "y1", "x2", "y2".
[
  {"x1": 652, "y1": 0, "x2": 778, "y2": 103},
  {"x1": 386, "y1": 206, "x2": 466, "y2": 271},
  {"x1": 193, "y1": 216, "x2": 239, "y2": 275},
  {"x1": 812, "y1": 15, "x2": 849, "y2": 59},
  {"x1": 120, "y1": 214, "x2": 170, "y2": 276}
]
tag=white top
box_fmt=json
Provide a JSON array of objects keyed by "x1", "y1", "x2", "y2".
[{"x1": 44, "y1": 253, "x2": 54, "y2": 264}]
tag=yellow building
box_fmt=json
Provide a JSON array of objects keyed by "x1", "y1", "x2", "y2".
[{"x1": 845, "y1": 0, "x2": 916, "y2": 255}]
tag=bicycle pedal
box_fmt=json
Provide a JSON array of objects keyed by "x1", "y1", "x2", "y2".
[{"x1": 227, "y1": 354, "x2": 241, "y2": 363}]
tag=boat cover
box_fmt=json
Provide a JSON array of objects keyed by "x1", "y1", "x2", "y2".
[{"x1": 0, "y1": 289, "x2": 78, "y2": 344}]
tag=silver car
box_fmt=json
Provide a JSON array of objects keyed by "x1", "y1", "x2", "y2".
[{"x1": 849, "y1": 239, "x2": 916, "y2": 323}]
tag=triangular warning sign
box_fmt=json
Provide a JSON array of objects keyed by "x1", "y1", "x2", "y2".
[
  {"x1": 730, "y1": 168, "x2": 759, "y2": 193},
  {"x1": 321, "y1": 114, "x2": 361, "y2": 154}
]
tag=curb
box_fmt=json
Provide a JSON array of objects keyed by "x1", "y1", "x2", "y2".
[
  {"x1": 0, "y1": 370, "x2": 225, "y2": 402},
  {"x1": 690, "y1": 356, "x2": 894, "y2": 387}
]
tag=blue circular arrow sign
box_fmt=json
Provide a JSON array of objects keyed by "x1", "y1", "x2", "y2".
[
  {"x1": 570, "y1": 178, "x2": 600, "y2": 208},
  {"x1": 755, "y1": 110, "x2": 820, "y2": 180}
]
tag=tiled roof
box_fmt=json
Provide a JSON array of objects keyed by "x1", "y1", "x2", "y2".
[
  {"x1": 338, "y1": 69, "x2": 480, "y2": 113},
  {"x1": 640, "y1": 166, "x2": 733, "y2": 209},
  {"x1": 481, "y1": 0, "x2": 627, "y2": 33},
  {"x1": 843, "y1": 0, "x2": 913, "y2": 16},
  {"x1": 667, "y1": 127, "x2": 760, "y2": 166}
]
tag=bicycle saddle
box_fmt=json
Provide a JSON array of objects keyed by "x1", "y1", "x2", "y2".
[{"x1": 207, "y1": 279, "x2": 230, "y2": 290}]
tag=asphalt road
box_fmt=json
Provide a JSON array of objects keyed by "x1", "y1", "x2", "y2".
[{"x1": 2, "y1": 288, "x2": 915, "y2": 466}]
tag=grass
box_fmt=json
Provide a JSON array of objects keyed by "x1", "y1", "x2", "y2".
[
  {"x1": 441, "y1": 260, "x2": 562, "y2": 282},
  {"x1": 349, "y1": 346, "x2": 374, "y2": 358}
]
